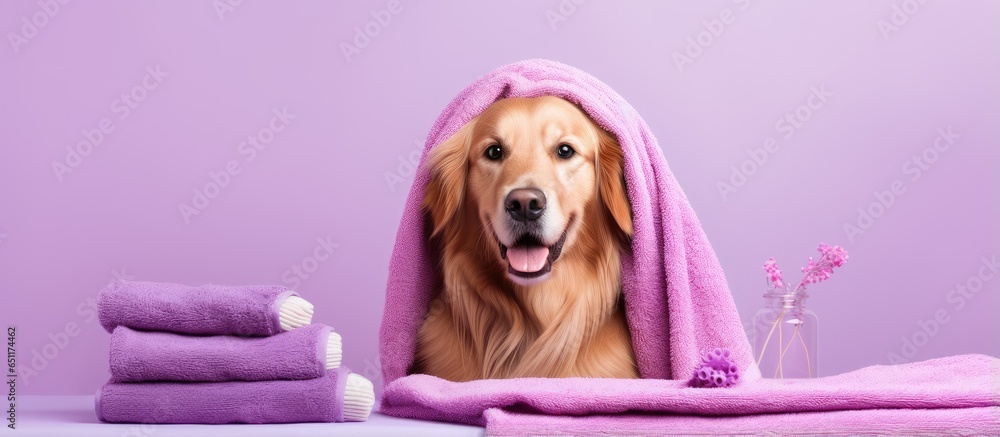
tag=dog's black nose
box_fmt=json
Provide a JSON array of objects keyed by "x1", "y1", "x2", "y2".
[{"x1": 505, "y1": 188, "x2": 546, "y2": 222}]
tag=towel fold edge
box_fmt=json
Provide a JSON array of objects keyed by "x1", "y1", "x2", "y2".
[
  {"x1": 343, "y1": 373, "x2": 375, "y2": 422},
  {"x1": 276, "y1": 293, "x2": 312, "y2": 332},
  {"x1": 96, "y1": 279, "x2": 124, "y2": 333},
  {"x1": 326, "y1": 330, "x2": 342, "y2": 370}
]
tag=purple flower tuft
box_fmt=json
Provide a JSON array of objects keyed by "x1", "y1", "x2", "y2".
[
  {"x1": 763, "y1": 258, "x2": 784, "y2": 288},
  {"x1": 798, "y1": 243, "x2": 849, "y2": 289},
  {"x1": 763, "y1": 242, "x2": 848, "y2": 294},
  {"x1": 690, "y1": 347, "x2": 740, "y2": 388}
]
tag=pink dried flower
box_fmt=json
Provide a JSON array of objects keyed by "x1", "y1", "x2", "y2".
[
  {"x1": 796, "y1": 243, "x2": 849, "y2": 291},
  {"x1": 763, "y1": 243, "x2": 848, "y2": 293},
  {"x1": 763, "y1": 257, "x2": 783, "y2": 288}
]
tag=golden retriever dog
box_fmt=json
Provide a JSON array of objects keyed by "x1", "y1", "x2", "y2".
[{"x1": 415, "y1": 96, "x2": 638, "y2": 381}]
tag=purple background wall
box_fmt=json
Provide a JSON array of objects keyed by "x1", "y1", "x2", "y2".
[{"x1": 1, "y1": 0, "x2": 997, "y2": 395}]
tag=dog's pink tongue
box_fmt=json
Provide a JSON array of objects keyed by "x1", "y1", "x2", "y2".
[{"x1": 507, "y1": 245, "x2": 550, "y2": 273}]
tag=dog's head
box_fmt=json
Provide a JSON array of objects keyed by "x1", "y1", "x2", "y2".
[{"x1": 423, "y1": 96, "x2": 632, "y2": 286}]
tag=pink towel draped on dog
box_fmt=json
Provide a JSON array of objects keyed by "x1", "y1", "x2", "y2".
[
  {"x1": 377, "y1": 59, "x2": 1000, "y2": 433},
  {"x1": 379, "y1": 58, "x2": 759, "y2": 387}
]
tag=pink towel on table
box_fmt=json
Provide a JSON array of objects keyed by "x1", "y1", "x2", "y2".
[
  {"x1": 377, "y1": 59, "x2": 1000, "y2": 435},
  {"x1": 383, "y1": 354, "x2": 1000, "y2": 434},
  {"x1": 485, "y1": 407, "x2": 1000, "y2": 436}
]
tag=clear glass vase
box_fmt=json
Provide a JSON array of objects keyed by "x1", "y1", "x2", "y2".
[{"x1": 753, "y1": 283, "x2": 818, "y2": 378}]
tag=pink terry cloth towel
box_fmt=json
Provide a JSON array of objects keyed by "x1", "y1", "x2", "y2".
[
  {"x1": 376, "y1": 59, "x2": 1000, "y2": 434},
  {"x1": 383, "y1": 354, "x2": 1000, "y2": 435},
  {"x1": 485, "y1": 407, "x2": 1000, "y2": 436}
]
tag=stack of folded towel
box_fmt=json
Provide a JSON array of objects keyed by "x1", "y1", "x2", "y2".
[{"x1": 94, "y1": 280, "x2": 374, "y2": 424}]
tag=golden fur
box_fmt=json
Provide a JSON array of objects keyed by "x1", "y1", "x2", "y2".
[{"x1": 415, "y1": 96, "x2": 638, "y2": 381}]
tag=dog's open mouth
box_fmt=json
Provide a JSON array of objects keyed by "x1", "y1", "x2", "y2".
[{"x1": 498, "y1": 229, "x2": 568, "y2": 279}]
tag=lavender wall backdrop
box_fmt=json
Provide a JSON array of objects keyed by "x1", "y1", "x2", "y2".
[{"x1": 1, "y1": 0, "x2": 997, "y2": 395}]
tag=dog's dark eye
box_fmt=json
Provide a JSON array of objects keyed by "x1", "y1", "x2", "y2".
[
  {"x1": 484, "y1": 144, "x2": 503, "y2": 161},
  {"x1": 556, "y1": 144, "x2": 575, "y2": 159}
]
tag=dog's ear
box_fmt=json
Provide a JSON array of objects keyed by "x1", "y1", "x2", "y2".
[
  {"x1": 597, "y1": 129, "x2": 633, "y2": 238},
  {"x1": 422, "y1": 121, "x2": 475, "y2": 237}
]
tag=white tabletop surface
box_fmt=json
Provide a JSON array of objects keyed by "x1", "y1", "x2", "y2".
[{"x1": 13, "y1": 395, "x2": 486, "y2": 437}]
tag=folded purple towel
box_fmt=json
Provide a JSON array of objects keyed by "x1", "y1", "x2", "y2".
[
  {"x1": 99, "y1": 279, "x2": 306, "y2": 336},
  {"x1": 96, "y1": 367, "x2": 373, "y2": 424},
  {"x1": 109, "y1": 324, "x2": 341, "y2": 382}
]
